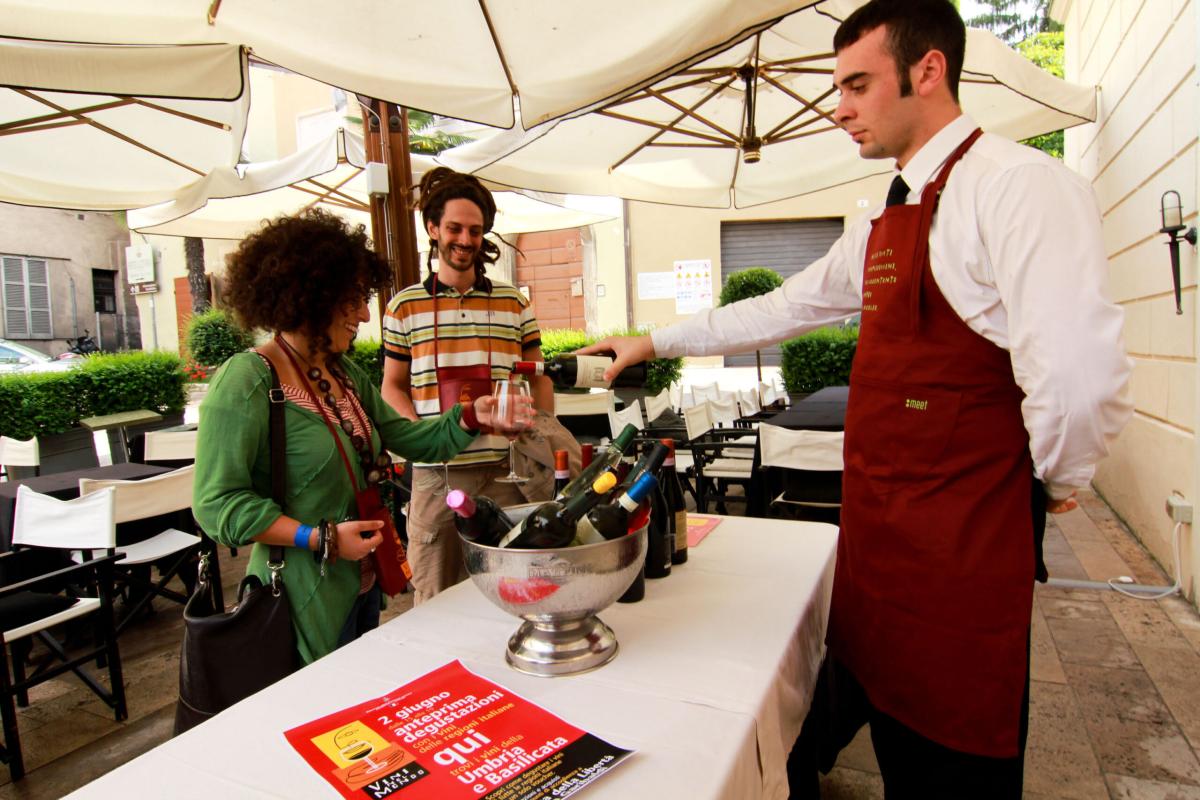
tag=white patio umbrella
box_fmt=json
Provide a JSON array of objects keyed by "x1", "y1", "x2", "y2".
[
  {"x1": 0, "y1": 37, "x2": 249, "y2": 210},
  {"x1": 1, "y1": 0, "x2": 827, "y2": 129},
  {"x1": 439, "y1": 0, "x2": 1097, "y2": 208},
  {"x1": 126, "y1": 129, "x2": 617, "y2": 240}
]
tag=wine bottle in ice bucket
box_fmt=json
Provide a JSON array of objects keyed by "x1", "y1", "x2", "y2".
[
  {"x1": 499, "y1": 472, "x2": 618, "y2": 549},
  {"x1": 447, "y1": 490, "x2": 514, "y2": 547}
]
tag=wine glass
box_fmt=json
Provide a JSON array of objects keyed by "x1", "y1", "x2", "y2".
[{"x1": 493, "y1": 377, "x2": 534, "y2": 483}]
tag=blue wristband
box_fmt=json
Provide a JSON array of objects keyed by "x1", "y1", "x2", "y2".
[{"x1": 294, "y1": 524, "x2": 314, "y2": 550}]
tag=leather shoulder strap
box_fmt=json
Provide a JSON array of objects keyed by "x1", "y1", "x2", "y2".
[{"x1": 261, "y1": 353, "x2": 287, "y2": 567}]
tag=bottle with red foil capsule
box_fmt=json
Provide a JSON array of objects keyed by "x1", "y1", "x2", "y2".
[
  {"x1": 446, "y1": 490, "x2": 514, "y2": 547},
  {"x1": 581, "y1": 443, "x2": 594, "y2": 469},
  {"x1": 553, "y1": 449, "x2": 570, "y2": 496},
  {"x1": 555, "y1": 424, "x2": 637, "y2": 499},
  {"x1": 662, "y1": 438, "x2": 689, "y2": 564},
  {"x1": 511, "y1": 356, "x2": 647, "y2": 390}
]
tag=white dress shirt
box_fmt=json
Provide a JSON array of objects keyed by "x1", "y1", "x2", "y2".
[{"x1": 652, "y1": 114, "x2": 1132, "y2": 499}]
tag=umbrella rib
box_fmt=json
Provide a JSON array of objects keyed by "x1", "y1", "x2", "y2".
[
  {"x1": 477, "y1": 0, "x2": 519, "y2": 106},
  {"x1": 129, "y1": 98, "x2": 232, "y2": 131},
  {"x1": 769, "y1": 123, "x2": 842, "y2": 145},
  {"x1": 0, "y1": 119, "x2": 90, "y2": 137},
  {"x1": 597, "y1": 110, "x2": 730, "y2": 146},
  {"x1": 644, "y1": 86, "x2": 739, "y2": 142},
  {"x1": 607, "y1": 74, "x2": 738, "y2": 171},
  {"x1": 0, "y1": 98, "x2": 133, "y2": 133},
  {"x1": 612, "y1": 69, "x2": 733, "y2": 105},
  {"x1": 760, "y1": 79, "x2": 837, "y2": 140},
  {"x1": 13, "y1": 88, "x2": 205, "y2": 176}
]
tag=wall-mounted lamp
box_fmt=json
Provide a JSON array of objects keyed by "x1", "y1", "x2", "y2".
[{"x1": 1160, "y1": 190, "x2": 1196, "y2": 315}]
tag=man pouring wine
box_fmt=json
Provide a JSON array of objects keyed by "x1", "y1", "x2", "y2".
[{"x1": 579, "y1": 0, "x2": 1132, "y2": 795}]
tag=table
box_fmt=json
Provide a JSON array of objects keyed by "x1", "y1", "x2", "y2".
[
  {"x1": 0, "y1": 463, "x2": 171, "y2": 549},
  {"x1": 767, "y1": 385, "x2": 848, "y2": 432},
  {"x1": 67, "y1": 517, "x2": 838, "y2": 800},
  {"x1": 760, "y1": 387, "x2": 847, "y2": 518},
  {"x1": 80, "y1": 409, "x2": 163, "y2": 464}
]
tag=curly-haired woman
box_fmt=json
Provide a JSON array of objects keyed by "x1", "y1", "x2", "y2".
[{"x1": 194, "y1": 209, "x2": 511, "y2": 664}]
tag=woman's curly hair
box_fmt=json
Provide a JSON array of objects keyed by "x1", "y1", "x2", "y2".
[
  {"x1": 221, "y1": 209, "x2": 392, "y2": 352},
  {"x1": 416, "y1": 167, "x2": 501, "y2": 276}
]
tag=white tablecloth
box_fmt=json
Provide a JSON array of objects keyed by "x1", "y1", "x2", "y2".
[{"x1": 68, "y1": 517, "x2": 837, "y2": 800}]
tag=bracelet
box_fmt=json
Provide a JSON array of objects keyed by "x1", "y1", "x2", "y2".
[
  {"x1": 294, "y1": 523, "x2": 313, "y2": 550},
  {"x1": 460, "y1": 401, "x2": 481, "y2": 432},
  {"x1": 327, "y1": 519, "x2": 340, "y2": 564}
]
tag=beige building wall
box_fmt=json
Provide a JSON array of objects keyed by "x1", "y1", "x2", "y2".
[
  {"x1": 0, "y1": 205, "x2": 133, "y2": 355},
  {"x1": 587, "y1": 216, "x2": 631, "y2": 334},
  {"x1": 1054, "y1": 0, "x2": 1198, "y2": 599},
  {"x1": 624, "y1": 175, "x2": 891, "y2": 365}
]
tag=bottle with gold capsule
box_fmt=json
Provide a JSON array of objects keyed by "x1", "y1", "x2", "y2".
[{"x1": 500, "y1": 471, "x2": 618, "y2": 549}]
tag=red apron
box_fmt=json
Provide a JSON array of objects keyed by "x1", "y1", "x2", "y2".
[{"x1": 831, "y1": 129, "x2": 1034, "y2": 758}]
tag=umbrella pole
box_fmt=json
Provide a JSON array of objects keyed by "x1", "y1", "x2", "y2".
[{"x1": 362, "y1": 99, "x2": 421, "y2": 323}]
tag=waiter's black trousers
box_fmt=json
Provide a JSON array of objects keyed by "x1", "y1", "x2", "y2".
[{"x1": 787, "y1": 482, "x2": 1047, "y2": 799}]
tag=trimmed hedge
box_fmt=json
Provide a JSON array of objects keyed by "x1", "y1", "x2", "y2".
[
  {"x1": 719, "y1": 267, "x2": 783, "y2": 307},
  {"x1": 186, "y1": 309, "x2": 254, "y2": 366},
  {"x1": 540, "y1": 328, "x2": 683, "y2": 395},
  {"x1": 780, "y1": 325, "x2": 859, "y2": 394},
  {"x1": 0, "y1": 351, "x2": 186, "y2": 439}
]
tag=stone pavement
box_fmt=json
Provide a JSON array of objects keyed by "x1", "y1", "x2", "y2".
[
  {"x1": 0, "y1": 490, "x2": 1197, "y2": 798},
  {"x1": 821, "y1": 491, "x2": 1200, "y2": 799}
]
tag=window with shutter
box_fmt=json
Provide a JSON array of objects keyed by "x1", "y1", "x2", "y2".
[{"x1": 1, "y1": 256, "x2": 54, "y2": 340}]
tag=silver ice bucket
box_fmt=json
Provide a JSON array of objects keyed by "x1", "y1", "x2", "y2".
[{"x1": 460, "y1": 503, "x2": 648, "y2": 677}]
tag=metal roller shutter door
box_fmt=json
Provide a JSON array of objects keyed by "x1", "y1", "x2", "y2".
[{"x1": 719, "y1": 218, "x2": 844, "y2": 366}]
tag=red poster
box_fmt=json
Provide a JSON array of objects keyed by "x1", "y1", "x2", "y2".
[{"x1": 285, "y1": 660, "x2": 633, "y2": 800}]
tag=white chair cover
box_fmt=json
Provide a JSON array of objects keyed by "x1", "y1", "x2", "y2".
[
  {"x1": 554, "y1": 390, "x2": 615, "y2": 416},
  {"x1": 708, "y1": 397, "x2": 740, "y2": 428},
  {"x1": 79, "y1": 465, "x2": 195, "y2": 523},
  {"x1": 644, "y1": 390, "x2": 672, "y2": 423},
  {"x1": 143, "y1": 429, "x2": 198, "y2": 462},
  {"x1": 683, "y1": 403, "x2": 714, "y2": 441},
  {"x1": 609, "y1": 399, "x2": 644, "y2": 439},
  {"x1": 691, "y1": 383, "x2": 721, "y2": 403},
  {"x1": 0, "y1": 436, "x2": 40, "y2": 468},
  {"x1": 737, "y1": 389, "x2": 761, "y2": 417},
  {"x1": 14, "y1": 485, "x2": 115, "y2": 549},
  {"x1": 759, "y1": 425, "x2": 844, "y2": 471}
]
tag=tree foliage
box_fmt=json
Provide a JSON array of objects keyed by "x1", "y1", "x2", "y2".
[
  {"x1": 965, "y1": 0, "x2": 1061, "y2": 45},
  {"x1": 1015, "y1": 32, "x2": 1065, "y2": 159}
]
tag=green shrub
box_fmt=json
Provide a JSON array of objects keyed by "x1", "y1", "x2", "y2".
[
  {"x1": 780, "y1": 325, "x2": 859, "y2": 394},
  {"x1": 538, "y1": 327, "x2": 683, "y2": 396},
  {"x1": 186, "y1": 309, "x2": 253, "y2": 366},
  {"x1": 346, "y1": 339, "x2": 385, "y2": 389},
  {"x1": 539, "y1": 329, "x2": 593, "y2": 361},
  {"x1": 719, "y1": 267, "x2": 783, "y2": 307},
  {"x1": 0, "y1": 351, "x2": 186, "y2": 439},
  {"x1": 0, "y1": 371, "x2": 89, "y2": 439}
]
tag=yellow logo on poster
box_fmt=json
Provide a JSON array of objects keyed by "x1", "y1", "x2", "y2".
[{"x1": 311, "y1": 720, "x2": 392, "y2": 768}]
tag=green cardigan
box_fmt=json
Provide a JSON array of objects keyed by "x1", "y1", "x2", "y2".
[{"x1": 193, "y1": 352, "x2": 476, "y2": 664}]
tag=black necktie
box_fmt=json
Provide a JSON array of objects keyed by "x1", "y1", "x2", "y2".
[{"x1": 886, "y1": 175, "x2": 909, "y2": 207}]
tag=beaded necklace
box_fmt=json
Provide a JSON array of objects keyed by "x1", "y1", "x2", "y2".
[{"x1": 276, "y1": 335, "x2": 391, "y2": 485}]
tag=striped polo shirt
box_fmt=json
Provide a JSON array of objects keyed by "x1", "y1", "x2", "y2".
[{"x1": 383, "y1": 272, "x2": 541, "y2": 466}]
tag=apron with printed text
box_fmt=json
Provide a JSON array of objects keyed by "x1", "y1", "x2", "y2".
[{"x1": 830, "y1": 129, "x2": 1034, "y2": 758}]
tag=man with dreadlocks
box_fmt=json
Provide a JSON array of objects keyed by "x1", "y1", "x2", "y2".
[{"x1": 382, "y1": 167, "x2": 553, "y2": 603}]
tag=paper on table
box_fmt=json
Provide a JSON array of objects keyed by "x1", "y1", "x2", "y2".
[
  {"x1": 284, "y1": 659, "x2": 633, "y2": 799},
  {"x1": 686, "y1": 514, "x2": 722, "y2": 547}
]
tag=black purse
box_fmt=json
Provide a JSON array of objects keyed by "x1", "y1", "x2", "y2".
[{"x1": 173, "y1": 357, "x2": 299, "y2": 735}]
